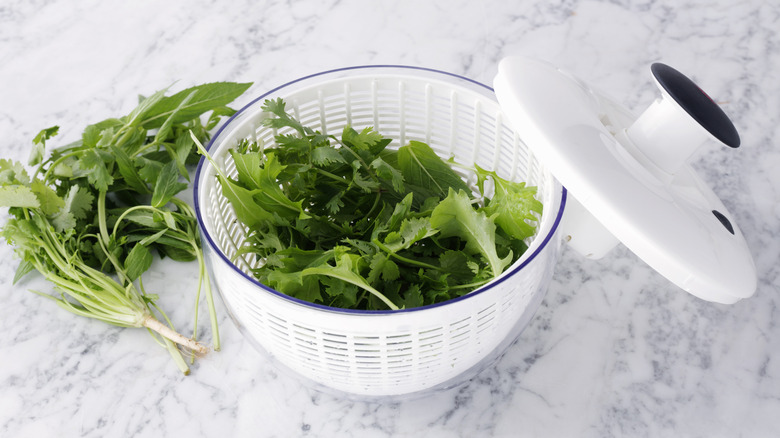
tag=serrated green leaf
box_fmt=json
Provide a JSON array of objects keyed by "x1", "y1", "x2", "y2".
[
  {"x1": 311, "y1": 146, "x2": 346, "y2": 166},
  {"x1": 29, "y1": 126, "x2": 59, "y2": 166},
  {"x1": 438, "y1": 250, "x2": 474, "y2": 283},
  {"x1": 110, "y1": 145, "x2": 149, "y2": 194},
  {"x1": 430, "y1": 188, "x2": 511, "y2": 278},
  {"x1": 302, "y1": 251, "x2": 398, "y2": 310},
  {"x1": 367, "y1": 253, "x2": 400, "y2": 283},
  {"x1": 370, "y1": 157, "x2": 404, "y2": 193},
  {"x1": 50, "y1": 210, "x2": 76, "y2": 232},
  {"x1": 275, "y1": 134, "x2": 311, "y2": 153},
  {"x1": 136, "y1": 156, "x2": 163, "y2": 186},
  {"x1": 81, "y1": 124, "x2": 102, "y2": 149},
  {"x1": 0, "y1": 159, "x2": 30, "y2": 185},
  {"x1": 80, "y1": 149, "x2": 114, "y2": 192},
  {"x1": 0, "y1": 185, "x2": 40, "y2": 208},
  {"x1": 261, "y1": 98, "x2": 307, "y2": 135},
  {"x1": 342, "y1": 126, "x2": 390, "y2": 154},
  {"x1": 476, "y1": 165, "x2": 543, "y2": 241},
  {"x1": 324, "y1": 278, "x2": 359, "y2": 307},
  {"x1": 30, "y1": 180, "x2": 64, "y2": 215},
  {"x1": 325, "y1": 192, "x2": 345, "y2": 214},
  {"x1": 371, "y1": 193, "x2": 413, "y2": 242},
  {"x1": 400, "y1": 284, "x2": 423, "y2": 309},
  {"x1": 382, "y1": 217, "x2": 437, "y2": 253},
  {"x1": 151, "y1": 161, "x2": 187, "y2": 208}
]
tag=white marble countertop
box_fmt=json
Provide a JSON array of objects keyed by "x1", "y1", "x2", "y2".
[{"x1": 1, "y1": 0, "x2": 779, "y2": 436}]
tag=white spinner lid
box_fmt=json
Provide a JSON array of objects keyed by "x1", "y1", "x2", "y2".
[{"x1": 493, "y1": 57, "x2": 756, "y2": 304}]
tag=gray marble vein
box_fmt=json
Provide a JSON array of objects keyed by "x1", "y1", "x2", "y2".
[{"x1": 1, "y1": 0, "x2": 779, "y2": 437}]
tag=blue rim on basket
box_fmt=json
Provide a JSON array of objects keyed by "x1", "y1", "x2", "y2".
[{"x1": 193, "y1": 65, "x2": 568, "y2": 315}]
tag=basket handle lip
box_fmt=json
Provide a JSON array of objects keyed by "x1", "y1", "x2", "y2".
[{"x1": 192, "y1": 65, "x2": 568, "y2": 315}]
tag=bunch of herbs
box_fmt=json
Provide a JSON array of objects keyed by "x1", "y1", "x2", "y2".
[{"x1": 0, "y1": 81, "x2": 251, "y2": 373}]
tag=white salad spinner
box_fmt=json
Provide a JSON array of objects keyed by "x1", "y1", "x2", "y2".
[{"x1": 194, "y1": 59, "x2": 755, "y2": 398}]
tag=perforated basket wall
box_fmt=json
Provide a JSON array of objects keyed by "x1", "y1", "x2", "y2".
[{"x1": 194, "y1": 66, "x2": 565, "y2": 397}]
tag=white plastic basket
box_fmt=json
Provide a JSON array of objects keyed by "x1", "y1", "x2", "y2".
[{"x1": 194, "y1": 66, "x2": 566, "y2": 398}]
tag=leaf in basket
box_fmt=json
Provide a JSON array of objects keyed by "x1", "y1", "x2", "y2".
[
  {"x1": 476, "y1": 165, "x2": 543, "y2": 241},
  {"x1": 216, "y1": 174, "x2": 276, "y2": 229},
  {"x1": 229, "y1": 149, "x2": 264, "y2": 190},
  {"x1": 248, "y1": 153, "x2": 309, "y2": 220},
  {"x1": 430, "y1": 188, "x2": 512, "y2": 278},
  {"x1": 367, "y1": 253, "x2": 400, "y2": 283},
  {"x1": 400, "y1": 284, "x2": 424, "y2": 309},
  {"x1": 302, "y1": 250, "x2": 399, "y2": 310},
  {"x1": 342, "y1": 126, "x2": 391, "y2": 155},
  {"x1": 397, "y1": 141, "x2": 470, "y2": 204}
]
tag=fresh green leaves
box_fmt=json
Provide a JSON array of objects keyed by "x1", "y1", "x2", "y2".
[
  {"x1": 204, "y1": 98, "x2": 543, "y2": 311},
  {"x1": 430, "y1": 188, "x2": 512, "y2": 277},
  {"x1": 1, "y1": 81, "x2": 252, "y2": 372},
  {"x1": 151, "y1": 161, "x2": 188, "y2": 208},
  {"x1": 29, "y1": 126, "x2": 59, "y2": 166},
  {"x1": 397, "y1": 140, "x2": 470, "y2": 203},
  {"x1": 141, "y1": 82, "x2": 252, "y2": 129}
]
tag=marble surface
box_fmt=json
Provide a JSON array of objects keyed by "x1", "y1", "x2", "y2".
[{"x1": 1, "y1": 0, "x2": 779, "y2": 436}]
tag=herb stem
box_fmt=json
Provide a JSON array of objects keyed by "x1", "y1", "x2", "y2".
[
  {"x1": 372, "y1": 239, "x2": 441, "y2": 271},
  {"x1": 111, "y1": 205, "x2": 159, "y2": 237},
  {"x1": 142, "y1": 314, "x2": 208, "y2": 355},
  {"x1": 330, "y1": 136, "x2": 378, "y2": 182},
  {"x1": 193, "y1": 241, "x2": 220, "y2": 351}
]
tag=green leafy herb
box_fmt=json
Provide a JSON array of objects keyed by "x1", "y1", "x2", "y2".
[
  {"x1": 1, "y1": 81, "x2": 251, "y2": 374},
  {"x1": 195, "y1": 98, "x2": 543, "y2": 311}
]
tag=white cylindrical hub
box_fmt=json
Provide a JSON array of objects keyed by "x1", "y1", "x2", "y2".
[{"x1": 626, "y1": 93, "x2": 710, "y2": 175}]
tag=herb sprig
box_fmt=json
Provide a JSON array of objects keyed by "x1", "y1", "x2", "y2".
[
  {"x1": 0, "y1": 81, "x2": 251, "y2": 373},
  {"x1": 196, "y1": 98, "x2": 543, "y2": 311}
]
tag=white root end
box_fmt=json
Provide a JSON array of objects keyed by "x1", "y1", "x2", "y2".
[{"x1": 142, "y1": 315, "x2": 209, "y2": 355}]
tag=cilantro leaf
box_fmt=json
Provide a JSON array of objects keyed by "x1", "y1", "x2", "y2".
[
  {"x1": 30, "y1": 180, "x2": 64, "y2": 215},
  {"x1": 368, "y1": 253, "x2": 400, "y2": 283},
  {"x1": 29, "y1": 126, "x2": 59, "y2": 166},
  {"x1": 0, "y1": 185, "x2": 40, "y2": 208},
  {"x1": 312, "y1": 146, "x2": 347, "y2": 166},
  {"x1": 370, "y1": 157, "x2": 405, "y2": 193},
  {"x1": 0, "y1": 159, "x2": 30, "y2": 185},
  {"x1": 400, "y1": 284, "x2": 424, "y2": 309},
  {"x1": 381, "y1": 217, "x2": 438, "y2": 253},
  {"x1": 342, "y1": 126, "x2": 391, "y2": 154},
  {"x1": 80, "y1": 149, "x2": 114, "y2": 192}
]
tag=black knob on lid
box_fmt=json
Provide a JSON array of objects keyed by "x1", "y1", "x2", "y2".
[{"x1": 650, "y1": 63, "x2": 740, "y2": 148}]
